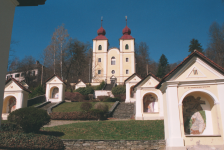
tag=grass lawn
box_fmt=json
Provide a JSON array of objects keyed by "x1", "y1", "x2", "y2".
[
  {"x1": 44, "y1": 120, "x2": 164, "y2": 140},
  {"x1": 52, "y1": 102, "x2": 114, "y2": 112}
]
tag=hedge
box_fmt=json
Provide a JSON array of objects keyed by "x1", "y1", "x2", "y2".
[
  {"x1": 112, "y1": 85, "x2": 126, "y2": 95},
  {"x1": 0, "y1": 132, "x2": 64, "y2": 150},
  {"x1": 50, "y1": 110, "x2": 106, "y2": 120}
]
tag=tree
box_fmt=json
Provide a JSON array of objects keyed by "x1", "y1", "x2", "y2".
[
  {"x1": 135, "y1": 42, "x2": 151, "y2": 78},
  {"x1": 156, "y1": 54, "x2": 170, "y2": 79},
  {"x1": 189, "y1": 38, "x2": 203, "y2": 53},
  {"x1": 205, "y1": 22, "x2": 224, "y2": 68}
]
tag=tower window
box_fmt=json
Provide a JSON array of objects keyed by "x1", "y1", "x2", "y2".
[
  {"x1": 125, "y1": 44, "x2": 129, "y2": 50},
  {"x1": 111, "y1": 57, "x2": 116, "y2": 65},
  {"x1": 98, "y1": 58, "x2": 101, "y2": 62},
  {"x1": 126, "y1": 70, "x2": 129, "y2": 74},
  {"x1": 126, "y1": 58, "x2": 129, "y2": 62},
  {"x1": 98, "y1": 70, "x2": 101, "y2": 74},
  {"x1": 98, "y1": 45, "x2": 102, "y2": 50},
  {"x1": 111, "y1": 70, "x2": 115, "y2": 74}
]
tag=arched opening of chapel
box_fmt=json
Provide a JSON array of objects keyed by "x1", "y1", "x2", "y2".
[
  {"x1": 143, "y1": 93, "x2": 158, "y2": 113},
  {"x1": 50, "y1": 87, "x2": 59, "y2": 99},
  {"x1": 2, "y1": 96, "x2": 16, "y2": 113}
]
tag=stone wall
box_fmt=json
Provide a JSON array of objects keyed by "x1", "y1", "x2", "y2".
[{"x1": 63, "y1": 139, "x2": 166, "y2": 150}]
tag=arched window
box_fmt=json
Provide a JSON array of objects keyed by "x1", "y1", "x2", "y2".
[
  {"x1": 111, "y1": 57, "x2": 116, "y2": 65},
  {"x1": 125, "y1": 44, "x2": 129, "y2": 50},
  {"x1": 98, "y1": 45, "x2": 102, "y2": 50}
]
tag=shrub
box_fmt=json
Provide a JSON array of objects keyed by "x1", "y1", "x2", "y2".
[
  {"x1": 65, "y1": 92, "x2": 85, "y2": 102},
  {"x1": 112, "y1": 85, "x2": 126, "y2": 95},
  {"x1": 95, "y1": 81, "x2": 105, "y2": 90},
  {"x1": 94, "y1": 102, "x2": 109, "y2": 113},
  {"x1": 29, "y1": 85, "x2": 45, "y2": 98},
  {"x1": 88, "y1": 94, "x2": 93, "y2": 100},
  {"x1": 50, "y1": 111, "x2": 106, "y2": 120},
  {"x1": 75, "y1": 87, "x2": 94, "y2": 96},
  {"x1": 8, "y1": 107, "x2": 51, "y2": 133},
  {"x1": 97, "y1": 96, "x2": 109, "y2": 101},
  {"x1": 104, "y1": 97, "x2": 120, "y2": 102},
  {"x1": 0, "y1": 123, "x2": 22, "y2": 132},
  {"x1": 114, "y1": 94, "x2": 126, "y2": 102},
  {"x1": 0, "y1": 132, "x2": 64, "y2": 150},
  {"x1": 80, "y1": 102, "x2": 93, "y2": 111}
]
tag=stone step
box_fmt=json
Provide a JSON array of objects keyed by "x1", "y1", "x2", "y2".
[{"x1": 112, "y1": 102, "x2": 135, "y2": 119}]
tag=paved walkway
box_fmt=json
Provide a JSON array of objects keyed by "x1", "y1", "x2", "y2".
[{"x1": 44, "y1": 119, "x2": 131, "y2": 127}]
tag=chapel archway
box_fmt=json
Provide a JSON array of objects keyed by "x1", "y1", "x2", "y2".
[
  {"x1": 143, "y1": 93, "x2": 158, "y2": 113},
  {"x1": 182, "y1": 91, "x2": 215, "y2": 135},
  {"x1": 2, "y1": 96, "x2": 16, "y2": 113},
  {"x1": 50, "y1": 87, "x2": 59, "y2": 99}
]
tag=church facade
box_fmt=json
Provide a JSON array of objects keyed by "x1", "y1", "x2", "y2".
[{"x1": 91, "y1": 21, "x2": 135, "y2": 85}]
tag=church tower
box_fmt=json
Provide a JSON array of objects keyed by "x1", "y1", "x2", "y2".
[
  {"x1": 92, "y1": 19, "x2": 108, "y2": 84},
  {"x1": 119, "y1": 17, "x2": 135, "y2": 83}
]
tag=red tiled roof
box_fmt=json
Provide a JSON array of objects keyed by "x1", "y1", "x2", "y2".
[
  {"x1": 45, "y1": 74, "x2": 67, "y2": 85},
  {"x1": 156, "y1": 50, "x2": 224, "y2": 89},
  {"x1": 5, "y1": 78, "x2": 31, "y2": 93},
  {"x1": 124, "y1": 73, "x2": 142, "y2": 84},
  {"x1": 134, "y1": 72, "x2": 161, "y2": 90}
]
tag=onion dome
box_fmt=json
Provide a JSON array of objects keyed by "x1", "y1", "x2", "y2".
[
  {"x1": 120, "y1": 25, "x2": 134, "y2": 39},
  {"x1": 122, "y1": 25, "x2": 131, "y2": 35},
  {"x1": 94, "y1": 19, "x2": 107, "y2": 40},
  {"x1": 97, "y1": 26, "x2": 106, "y2": 36}
]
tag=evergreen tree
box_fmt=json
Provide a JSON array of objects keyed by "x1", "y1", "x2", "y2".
[
  {"x1": 189, "y1": 38, "x2": 203, "y2": 53},
  {"x1": 156, "y1": 54, "x2": 170, "y2": 79}
]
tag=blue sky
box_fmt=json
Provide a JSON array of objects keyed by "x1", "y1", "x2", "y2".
[{"x1": 11, "y1": 0, "x2": 224, "y2": 64}]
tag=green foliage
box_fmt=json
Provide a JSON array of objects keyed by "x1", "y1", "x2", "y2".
[
  {"x1": 156, "y1": 54, "x2": 170, "y2": 78},
  {"x1": 75, "y1": 86, "x2": 94, "y2": 96},
  {"x1": 94, "y1": 102, "x2": 109, "y2": 113},
  {"x1": 29, "y1": 85, "x2": 45, "y2": 99},
  {"x1": 199, "y1": 110, "x2": 206, "y2": 123},
  {"x1": 0, "y1": 132, "x2": 64, "y2": 150},
  {"x1": 80, "y1": 102, "x2": 93, "y2": 111},
  {"x1": 8, "y1": 107, "x2": 51, "y2": 133},
  {"x1": 95, "y1": 81, "x2": 105, "y2": 90},
  {"x1": 112, "y1": 85, "x2": 126, "y2": 96},
  {"x1": 189, "y1": 38, "x2": 203, "y2": 53},
  {"x1": 0, "y1": 123, "x2": 22, "y2": 132},
  {"x1": 104, "y1": 97, "x2": 120, "y2": 102}
]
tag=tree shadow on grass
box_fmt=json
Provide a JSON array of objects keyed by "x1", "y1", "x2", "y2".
[{"x1": 38, "y1": 130, "x2": 65, "y2": 137}]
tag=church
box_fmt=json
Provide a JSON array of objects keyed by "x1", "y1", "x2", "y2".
[{"x1": 91, "y1": 19, "x2": 135, "y2": 85}]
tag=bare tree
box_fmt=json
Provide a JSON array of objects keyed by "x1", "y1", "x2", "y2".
[{"x1": 205, "y1": 22, "x2": 224, "y2": 67}]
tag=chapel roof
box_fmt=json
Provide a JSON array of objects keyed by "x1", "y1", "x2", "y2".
[
  {"x1": 134, "y1": 73, "x2": 160, "y2": 90},
  {"x1": 45, "y1": 74, "x2": 67, "y2": 85},
  {"x1": 94, "y1": 19, "x2": 108, "y2": 40},
  {"x1": 124, "y1": 73, "x2": 142, "y2": 84},
  {"x1": 5, "y1": 78, "x2": 31, "y2": 93},
  {"x1": 156, "y1": 50, "x2": 224, "y2": 89}
]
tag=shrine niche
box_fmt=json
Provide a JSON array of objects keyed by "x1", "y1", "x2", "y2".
[
  {"x1": 143, "y1": 93, "x2": 158, "y2": 113},
  {"x1": 51, "y1": 87, "x2": 59, "y2": 98},
  {"x1": 182, "y1": 96, "x2": 206, "y2": 135}
]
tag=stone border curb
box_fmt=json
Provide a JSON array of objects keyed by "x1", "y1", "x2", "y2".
[
  {"x1": 107, "y1": 101, "x2": 119, "y2": 117},
  {"x1": 47, "y1": 101, "x2": 65, "y2": 114},
  {"x1": 34, "y1": 101, "x2": 50, "y2": 108}
]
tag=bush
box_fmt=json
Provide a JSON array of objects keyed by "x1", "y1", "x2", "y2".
[
  {"x1": 0, "y1": 132, "x2": 64, "y2": 150},
  {"x1": 95, "y1": 81, "x2": 105, "y2": 90},
  {"x1": 97, "y1": 96, "x2": 109, "y2": 101},
  {"x1": 0, "y1": 123, "x2": 22, "y2": 132},
  {"x1": 65, "y1": 92, "x2": 85, "y2": 102},
  {"x1": 8, "y1": 107, "x2": 51, "y2": 133},
  {"x1": 94, "y1": 102, "x2": 109, "y2": 113},
  {"x1": 80, "y1": 102, "x2": 93, "y2": 111},
  {"x1": 29, "y1": 85, "x2": 45, "y2": 99},
  {"x1": 75, "y1": 87, "x2": 94, "y2": 97},
  {"x1": 112, "y1": 85, "x2": 126, "y2": 95},
  {"x1": 104, "y1": 97, "x2": 120, "y2": 102},
  {"x1": 50, "y1": 111, "x2": 106, "y2": 120},
  {"x1": 114, "y1": 94, "x2": 126, "y2": 102}
]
